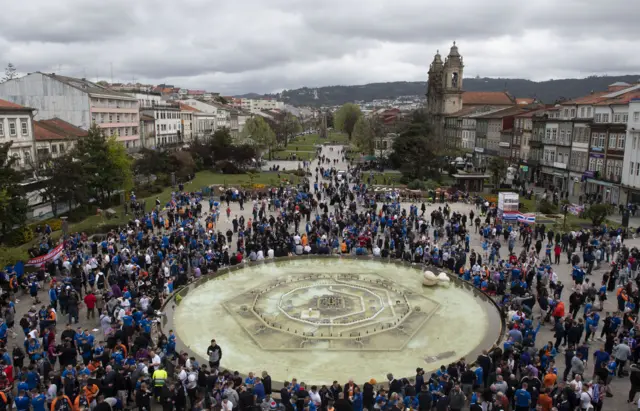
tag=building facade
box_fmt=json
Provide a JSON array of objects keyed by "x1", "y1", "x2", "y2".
[
  {"x1": 0, "y1": 72, "x2": 140, "y2": 148},
  {"x1": 426, "y1": 43, "x2": 464, "y2": 141},
  {"x1": 0, "y1": 99, "x2": 36, "y2": 170},
  {"x1": 621, "y1": 99, "x2": 640, "y2": 203},
  {"x1": 141, "y1": 103, "x2": 182, "y2": 147},
  {"x1": 33, "y1": 118, "x2": 86, "y2": 162}
]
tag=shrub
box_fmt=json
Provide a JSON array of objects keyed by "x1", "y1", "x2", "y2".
[
  {"x1": 407, "y1": 179, "x2": 426, "y2": 190},
  {"x1": 5, "y1": 226, "x2": 34, "y2": 247},
  {"x1": 537, "y1": 199, "x2": 557, "y2": 214},
  {"x1": 0, "y1": 246, "x2": 29, "y2": 267}
]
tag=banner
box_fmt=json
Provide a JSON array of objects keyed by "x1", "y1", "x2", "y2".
[
  {"x1": 502, "y1": 211, "x2": 536, "y2": 223},
  {"x1": 25, "y1": 243, "x2": 65, "y2": 267}
]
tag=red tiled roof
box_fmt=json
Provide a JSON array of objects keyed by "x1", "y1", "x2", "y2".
[
  {"x1": 34, "y1": 118, "x2": 87, "y2": 141},
  {"x1": 515, "y1": 108, "x2": 547, "y2": 118},
  {"x1": 178, "y1": 103, "x2": 200, "y2": 112},
  {"x1": 476, "y1": 106, "x2": 525, "y2": 119},
  {"x1": 562, "y1": 91, "x2": 610, "y2": 105},
  {"x1": 463, "y1": 91, "x2": 514, "y2": 106},
  {"x1": 0, "y1": 98, "x2": 33, "y2": 111},
  {"x1": 594, "y1": 92, "x2": 640, "y2": 106}
]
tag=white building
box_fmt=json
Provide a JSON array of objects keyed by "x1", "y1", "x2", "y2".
[
  {"x1": 239, "y1": 98, "x2": 284, "y2": 114},
  {"x1": 124, "y1": 91, "x2": 164, "y2": 109},
  {"x1": 141, "y1": 102, "x2": 182, "y2": 147},
  {"x1": 0, "y1": 99, "x2": 36, "y2": 170},
  {"x1": 192, "y1": 112, "x2": 216, "y2": 141},
  {"x1": 621, "y1": 98, "x2": 640, "y2": 203},
  {"x1": 0, "y1": 72, "x2": 140, "y2": 148}
]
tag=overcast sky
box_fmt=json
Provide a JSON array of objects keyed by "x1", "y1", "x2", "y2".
[{"x1": 1, "y1": 0, "x2": 637, "y2": 95}]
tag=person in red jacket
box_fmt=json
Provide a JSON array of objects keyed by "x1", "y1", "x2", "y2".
[{"x1": 83, "y1": 291, "x2": 97, "y2": 320}]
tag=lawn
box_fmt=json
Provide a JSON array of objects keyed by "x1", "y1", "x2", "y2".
[
  {"x1": 270, "y1": 151, "x2": 316, "y2": 161},
  {"x1": 366, "y1": 171, "x2": 403, "y2": 186},
  {"x1": 10, "y1": 170, "x2": 301, "y2": 259},
  {"x1": 290, "y1": 132, "x2": 350, "y2": 146}
]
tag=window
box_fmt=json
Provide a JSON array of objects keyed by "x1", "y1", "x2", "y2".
[
  {"x1": 560, "y1": 129, "x2": 565, "y2": 143},
  {"x1": 609, "y1": 134, "x2": 617, "y2": 148},
  {"x1": 20, "y1": 120, "x2": 28, "y2": 136},
  {"x1": 618, "y1": 134, "x2": 625, "y2": 149},
  {"x1": 116, "y1": 114, "x2": 120, "y2": 123},
  {"x1": 9, "y1": 121, "x2": 16, "y2": 136},
  {"x1": 613, "y1": 114, "x2": 621, "y2": 123},
  {"x1": 564, "y1": 109, "x2": 569, "y2": 118},
  {"x1": 580, "y1": 107, "x2": 585, "y2": 118},
  {"x1": 571, "y1": 109, "x2": 576, "y2": 118},
  {"x1": 634, "y1": 136, "x2": 638, "y2": 150},
  {"x1": 566, "y1": 129, "x2": 572, "y2": 142},
  {"x1": 558, "y1": 153, "x2": 563, "y2": 163},
  {"x1": 631, "y1": 162, "x2": 635, "y2": 176},
  {"x1": 587, "y1": 107, "x2": 592, "y2": 117},
  {"x1": 0, "y1": 122, "x2": 3, "y2": 137},
  {"x1": 602, "y1": 113, "x2": 609, "y2": 123},
  {"x1": 124, "y1": 128, "x2": 129, "y2": 136},
  {"x1": 623, "y1": 114, "x2": 628, "y2": 123},
  {"x1": 109, "y1": 114, "x2": 113, "y2": 122},
  {"x1": 92, "y1": 114, "x2": 97, "y2": 123},
  {"x1": 51, "y1": 144, "x2": 57, "y2": 154},
  {"x1": 596, "y1": 158, "x2": 604, "y2": 172},
  {"x1": 595, "y1": 113, "x2": 602, "y2": 122},
  {"x1": 589, "y1": 158, "x2": 596, "y2": 171},
  {"x1": 552, "y1": 128, "x2": 557, "y2": 141},
  {"x1": 606, "y1": 161, "x2": 613, "y2": 177},
  {"x1": 599, "y1": 133, "x2": 606, "y2": 148},
  {"x1": 634, "y1": 112, "x2": 640, "y2": 121}
]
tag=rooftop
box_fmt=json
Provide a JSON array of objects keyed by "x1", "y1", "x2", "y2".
[
  {"x1": 34, "y1": 118, "x2": 88, "y2": 141},
  {"x1": 476, "y1": 106, "x2": 524, "y2": 119},
  {"x1": 0, "y1": 98, "x2": 33, "y2": 112},
  {"x1": 463, "y1": 91, "x2": 514, "y2": 106},
  {"x1": 42, "y1": 73, "x2": 136, "y2": 100}
]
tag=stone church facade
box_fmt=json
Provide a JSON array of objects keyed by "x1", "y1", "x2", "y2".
[{"x1": 426, "y1": 42, "x2": 465, "y2": 142}]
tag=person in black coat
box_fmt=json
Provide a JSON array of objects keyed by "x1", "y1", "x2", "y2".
[
  {"x1": 262, "y1": 371, "x2": 272, "y2": 395},
  {"x1": 362, "y1": 380, "x2": 375, "y2": 411}
]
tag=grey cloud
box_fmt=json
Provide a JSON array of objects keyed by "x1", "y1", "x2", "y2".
[{"x1": 0, "y1": 0, "x2": 637, "y2": 95}]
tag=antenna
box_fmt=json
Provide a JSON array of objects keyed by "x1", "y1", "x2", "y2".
[{"x1": 110, "y1": 63, "x2": 113, "y2": 84}]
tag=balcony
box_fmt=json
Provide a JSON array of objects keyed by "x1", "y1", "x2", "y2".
[{"x1": 91, "y1": 106, "x2": 138, "y2": 114}]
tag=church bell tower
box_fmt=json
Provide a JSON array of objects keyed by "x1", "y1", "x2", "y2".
[{"x1": 442, "y1": 41, "x2": 464, "y2": 114}]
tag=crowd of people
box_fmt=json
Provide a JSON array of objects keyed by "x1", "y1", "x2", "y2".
[{"x1": 0, "y1": 145, "x2": 638, "y2": 411}]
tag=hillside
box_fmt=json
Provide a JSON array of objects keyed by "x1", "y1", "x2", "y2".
[{"x1": 248, "y1": 75, "x2": 640, "y2": 106}]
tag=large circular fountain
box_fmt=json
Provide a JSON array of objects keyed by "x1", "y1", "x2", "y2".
[{"x1": 164, "y1": 257, "x2": 503, "y2": 384}]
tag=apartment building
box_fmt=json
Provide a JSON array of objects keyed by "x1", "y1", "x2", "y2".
[
  {"x1": 475, "y1": 106, "x2": 523, "y2": 164},
  {"x1": 621, "y1": 98, "x2": 640, "y2": 203},
  {"x1": 139, "y1": 114, "x2": 156, "y2": 149},
  {"x1": 538, "y1": 106, "x2": 573, "y2": 192},
  {"x1": 141, "y1": 102, "x2": 182, "y2": 147},
  {"x1": 239, "y1": 98, "x2": 284, "y2": 114},
  {"x1": 179, "y1": 103, "x2": 198, "y2": 143},
  {"x1": 0, "y1": 72, "x2": 140, "y2": 148},
  {"x1": 443, "y1": 107, "x2": 478, "y2": 150},
  {"x1": 0, "y1": 99, "x2": 36, "y2": 170},
  {"x1": 192, "y1": 112, "x2": 216, "y2": 140}
]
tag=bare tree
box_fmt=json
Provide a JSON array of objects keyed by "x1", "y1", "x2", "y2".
[{"x1": 1, "y1": 63, "x2": 17, "y2": 83}]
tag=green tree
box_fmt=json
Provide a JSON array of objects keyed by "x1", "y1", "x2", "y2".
[
  {"x1": 106, "y1": 136, "x2": 133, "y2": 192},
  {"x1": 40, "y1": 153, "x2": 88, "y2": 216},
  {"x1": 73, "y1": 124, "x2": 132, "y2": 206},
  {"x1": 243, "y1": 116, "x2": 276, "y2": 159},
  {"x1": 0, "y1": 142, "x2": 28, "y2": 235},
  {"x1": 334, "y1": 103, "x2": 362, "y2": 140},
  {"x1": 488, "y1": 157, "x2": 507, "y2": 187},
  {"x1": 212, "y1": 127, "x2": 233, "y2": 148},
  {"x1": 280, "y1": 113, "x2": 302, "y2": 147},
  {"x1": 584, "y1": 204, "x2": 611, "y2": 226},
  {"x1": 388, "y1": 112, "x2": 440, "y2": 181},
  {"x1": 353, "y1": 115, "x2": 384, "y2": 156}
]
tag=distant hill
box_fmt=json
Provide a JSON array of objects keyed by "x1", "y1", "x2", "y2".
[{"x1": 245, "y1": 75, "x2": 640, "y2": 106}]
